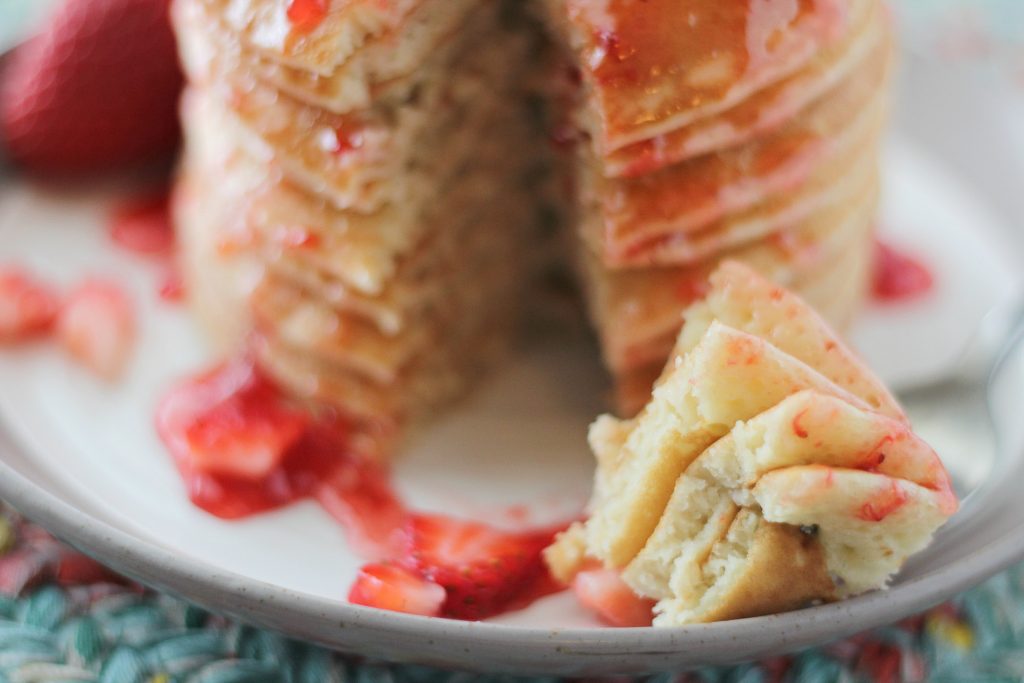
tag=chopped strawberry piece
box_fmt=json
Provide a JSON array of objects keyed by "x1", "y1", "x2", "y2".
[
  {"x1": 873, "y1": 240, "x2": 934, "y2": 302},
  {"x1": 157, "y1": 359, "x2": 362, "y2": 519},
  {"x1": 0, "y1": 268, "x2": 60, "y2": 342},
  {"x1": 349, "y1": 563, "x2": 445, "y2": 617},
  {"x1": 401, "y1": 514, "x2": 557, "y2": 620},
  {"x1": 56, "y1": 280, "x2": 135, "y2": 379},
  {"x1": 183, "y1": 400, "x2": 307, "y2": 481},
  {"x1": 157, "y1": 358, "x2": 310, "y2": 481},
  {"x1": 572, "y1": 569, "x2": 654, "y2": 627},
  {"x1": 109, "y1": 191, "x2": 174, "y2": 256}
]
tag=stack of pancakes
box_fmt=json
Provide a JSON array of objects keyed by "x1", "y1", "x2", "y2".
[
  {"x1": 172, "y1": 0, "x2": 562, "y2": 454},
  {"x1": 542, "y1": 0, "x2": 892, "y2": 414},
  {"x1": 171, "y1": 0, "x2": 892, "y2": 456}
]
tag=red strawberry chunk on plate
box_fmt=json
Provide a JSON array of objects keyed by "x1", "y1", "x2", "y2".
[
  {"x1": 0, "y1": 268, "x2": 60, "y2": 342},
  {"x1": 348, "y1": 563, "x2": 445, "y2": 617},
  {"x1": 156, "y1": 358, "x2": 310, "y2": 481},
  {"x1": 401, "y1": 514, "x2": 557, "y2": 620},
  {"x1": 109, "y1": 191, "x2": 175, "y2": 256},
  {"x1": 56, "y1": 279, "x2": 135, "y2": 379},
  {"x1": 571, "y1": 568, "x2": 655, "y2": 627},
  {"x1": 182, "y1": 398, "x2": 307, "y2": 481}
]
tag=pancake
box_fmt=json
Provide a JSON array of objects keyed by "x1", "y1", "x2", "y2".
[
  {"x1": 604, "y1": 1, "x2": 885, "y2": 176},
  {"x1": 581, "y1": 35, "x2": 891, "y2": 265},
  {"x1": 543, "y1": 0, "x2": 872, "y2": 153},
  {"x1": 570, "y1": 261, "x2": 905, "y2": 568},
  {"x1": 582, "y1": 174, "x2": 878, "y2": 374},
  {"x1": 610, "y1": 238, "x2": 873, "y2": 416}
]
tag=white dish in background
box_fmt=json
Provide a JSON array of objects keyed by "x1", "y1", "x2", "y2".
[{"x1": 1, "y1": 138, "x2": 1023, "y2": 675}]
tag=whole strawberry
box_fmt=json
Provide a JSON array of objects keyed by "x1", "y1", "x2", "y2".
[{"x1": 0, "y1": 0, "x2": 183, "y2": 173}]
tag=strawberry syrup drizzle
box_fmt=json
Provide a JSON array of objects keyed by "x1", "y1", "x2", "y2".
[
  {"x1": 872, "y1": 239, "x2": 934, "y2": 302},
  {"x1": 791, "y1": 408, "x2": 810, "y2": 439},
  {"x1": 287, "y1": 0, "x2": 328, "y2": 32},
  {"x1": 857, "y1": 480, "x2": 909, "y2": 522},
  {"x1": 156, "y1": 358, "x2": 568, "y2": 620},
  {"x1": 330, "y1": 126, "x2": 365, "y2": 157}
]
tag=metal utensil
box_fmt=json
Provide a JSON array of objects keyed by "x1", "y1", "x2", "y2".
[{"x1": 898, "y1": 294, "x2": 1024, "y2": 499}]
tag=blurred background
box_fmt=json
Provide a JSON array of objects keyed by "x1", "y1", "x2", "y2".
[{"x1": 890, "y1": 0, "x2": 1024, "y2": 252}]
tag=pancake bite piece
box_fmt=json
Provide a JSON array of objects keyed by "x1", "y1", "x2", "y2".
[{"x1": 545, "y1": 261, "x2": 957, "y2": 625}]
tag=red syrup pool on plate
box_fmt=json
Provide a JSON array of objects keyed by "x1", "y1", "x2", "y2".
[
  {"x1": 872, "y1": 239, "x2": 934, "y2": 302},
  {"x1": 156, "y1": 357, "x2": 568, "y2": 620},
  {"x1": 109, "y1": 191, "x2": 174, "y2": 256}
]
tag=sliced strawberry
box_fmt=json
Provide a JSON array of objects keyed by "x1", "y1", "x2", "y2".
[
  {"x1": 348, "y1": 563, "x2": 445, "y2": 617},
  {"x1": 0, "y1": 268, "x2": 60, "y2": 342},
  {"x1": 873, "y1": 240, "x2": 933, "y2": 302},
  {"x1": 0, "y1": 0, "x2": 183, "y2": 173},
  {"x1": 572, "y1": 569, "x2": 655, "y2": 627},
  {"x1": 157, "y1": 358, "x2": 310, "y2": 481},
  {"x1": 401, "y1": 514, "x2": 557, "y2": 620},
  {"x1": 182, "y1": 398, "x2": 308, "y2": 481},
  {"x1": 56, "y1": 279, "x2": 135, "y2": 379},
  {"x1": 156, "y1": 359, "x2": 365, "y2": 519},
  {"x1": 109, "y1": 191, "x2": 174, "y2": 256}
]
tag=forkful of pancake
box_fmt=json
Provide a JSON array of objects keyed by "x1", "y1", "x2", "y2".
[{"x1": 545, "y1": 261, "x2": 958, "y2": 626}]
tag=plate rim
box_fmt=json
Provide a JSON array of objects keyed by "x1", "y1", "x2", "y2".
[
  {"x1": 3, "y1": 417, "x2": 1024, "y2": 676},
  {"x1": 3, "y1": 138, "x2": 1024, "y2": 673}
]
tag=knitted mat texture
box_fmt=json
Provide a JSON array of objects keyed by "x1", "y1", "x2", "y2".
[{"x1": 0, "y1": 505, "x2": 1019, "y2": 683}]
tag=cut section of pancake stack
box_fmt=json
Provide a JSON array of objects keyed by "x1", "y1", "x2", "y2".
[
  {"x1": 541, "y1": 0, "x2": 893, "y2": 414},
  {"x1": 544, "y1": 262, "x2": 957, "y2": 624},
  {"x1": 170, "y1": 0, "x2": 893, "y2": 457},
  {"x1": 172, "y1": 0, "x2": 564, "y2": 455}
]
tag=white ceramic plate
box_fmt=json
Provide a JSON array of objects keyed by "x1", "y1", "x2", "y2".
[{"x1": 2, "y1": 134, "x2": 1024, "y2": 675}]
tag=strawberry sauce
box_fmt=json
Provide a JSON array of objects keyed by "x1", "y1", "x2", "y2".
[
  {"x1": 857, "y1": 480, "x2": 909, "y2": 522},
  {"x1": 872, "y1": 240, "x2": 934, "y2": 302},
  {"x1": 157, "y1": 358, "x2": 359, "y2": 519},
  {"x1": 109, "y1": 191, "x2": 174, "y2": 256},
  {"x1": 156, "y1": 358, "x2": 568, "y2": 620}
]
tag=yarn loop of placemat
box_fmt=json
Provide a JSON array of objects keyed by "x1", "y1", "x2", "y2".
[{"x1": 0, "y1": 504, "x2": 1021, "y2": 683}]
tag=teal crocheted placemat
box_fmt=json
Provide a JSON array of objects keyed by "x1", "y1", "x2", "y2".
[{"x1": 0, "y1": 503, "x2": 1020, "y2": 682}]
